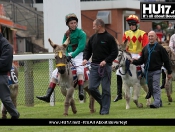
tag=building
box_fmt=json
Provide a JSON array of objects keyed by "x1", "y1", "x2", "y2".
[
  {"x1": 0, "y1": 4, "x2": 26, "y2": 54},
  {"x1": 33, "y1": 0, "x2": 155, "y2": 43}
]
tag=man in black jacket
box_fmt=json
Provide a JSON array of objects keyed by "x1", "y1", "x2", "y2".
[
  {"x1": 131, "y1": 31, "x2": 172, "y2": 108},
  {"x1": 82, "y1": 19, "x2": 118, "y2": 114},
  {"x1": 0, "y1": 32, "x2": 20, "y2": 119}
]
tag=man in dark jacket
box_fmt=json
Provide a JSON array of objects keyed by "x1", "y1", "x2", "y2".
[
  {"x1": 0, "y1": 32, "x2": 20, "y2": 119},
  {"x1": 82, "y1": 19, "x2": 118, "y2": 115},
  {"x1": 131, "y1": 31, "x2": 172, "y2": 108}
]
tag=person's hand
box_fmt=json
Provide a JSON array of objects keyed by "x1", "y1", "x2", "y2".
[
  {"x1": 82, "y1": 59, "x2": 87, "y2": 66},
  {"x1": 167, "y1": 74, "x2": 172, "y2": 80},
  {"x1": 100, "y1": 60, "x2": 106, "y2": 67},
  {"x1": 67, "y1": 56, "x2": 72, "y2": 62},
  {"x1": 129, "y1": 58, "x2": 134, "y2": 64}
]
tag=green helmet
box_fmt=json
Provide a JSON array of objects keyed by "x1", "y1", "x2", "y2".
[{"x1": 65, "y1": 13, "x2": 78, "y2": 25}]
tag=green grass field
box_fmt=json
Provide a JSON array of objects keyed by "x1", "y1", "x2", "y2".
[{"x1": 1, "y1": 61, "x2": 175, "y2": 131}]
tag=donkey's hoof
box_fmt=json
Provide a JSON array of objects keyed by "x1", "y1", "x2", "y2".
[
  {"x1": 168, "y1": 96, "x2": 173, "y2": 102},
  {"x1": 90, "y1": 109, "x2": 96, "y2": 114},
  {"x1": 138, "y1": 103, "x2": 143, "y2": 108},
  {"x1": 73, "y1": 110, "x2": 77, "y2": 114},
  {"x1": 63, "y1": 113, "x2": 68, "y2": 116}
]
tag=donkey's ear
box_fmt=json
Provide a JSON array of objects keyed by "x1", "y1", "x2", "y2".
[
  {"x1": 123, "y1": 39, "x2": 128, "y2": 46},
  {"x1": 62, "y1": 37, "x2": 70, "y2": 49},
  {"x1": 48, "y1": 38, "x2": 57, "y2": 49},
  {"x1": 114, "y1": 37, "x2": 119, "y2": 45},
  {"x1": 63, "y1": 37, "x2": 70, "y2": 45},
  {"x1": 120, "y1": 39, "x2": 128, "y2": 50}
]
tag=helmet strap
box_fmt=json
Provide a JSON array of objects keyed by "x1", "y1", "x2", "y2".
[
  {"x1": 68, "y1": 24, "x2": 78, "y2": 31},
  {"x1": 132, "y1": 25, "x2": 138, "y2": 32}
]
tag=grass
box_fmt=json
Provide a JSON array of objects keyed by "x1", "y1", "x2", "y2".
[{"x1": 1, "y1": 61, "x2": 175, "y2": 131}]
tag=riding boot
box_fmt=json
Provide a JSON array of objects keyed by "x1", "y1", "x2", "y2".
[
  {"x1": 78, "y1": 80, "x2": 84, "y2": 101},
  {"x1": 114, "y1": 75, "x2": 123, "y2": 102},
  {"x1": 79, "y1": 85, "x2": 84, "y2": 101},
  {"x1": 36, "y1": 82, "x2": 56, "y2": 102},
  {"x1": 160, "y1": 69, "x2": 166, "y2": 89}
]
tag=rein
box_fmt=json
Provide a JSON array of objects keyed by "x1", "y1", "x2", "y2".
[
  {"x1": 119, "y1": 58, "x2": 132, "y2": 76},
  {"x1": 117, "y1": 50, "x2": 132, "y2": 76}
]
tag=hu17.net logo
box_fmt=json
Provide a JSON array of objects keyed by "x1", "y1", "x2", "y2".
[{"x1": 140, "y1": 2, "x2": 175, "y2": 20}]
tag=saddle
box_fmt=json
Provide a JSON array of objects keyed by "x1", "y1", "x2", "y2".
[
  {"x1": 71, "y1": 63, "x2": 90, "y2": 88},
  {"x1": 8, "y1": 66, "x2": 18, "y2": 86}
]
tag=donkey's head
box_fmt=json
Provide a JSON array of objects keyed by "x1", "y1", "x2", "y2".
[
  {"x1": 48, "y1": 37, "x2": 70, "y2": 74},
  {"x1": 112, "y1": 39, "x2": 130, "y2": 71}
]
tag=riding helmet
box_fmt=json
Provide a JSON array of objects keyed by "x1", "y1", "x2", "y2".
[{"x1": 65, "y1": 13, "x2": 78, "y2": 25}]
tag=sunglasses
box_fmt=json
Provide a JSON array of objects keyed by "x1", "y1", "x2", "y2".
[{"x1": 129, "y1": 23, "x2": 136, "y2": 26}]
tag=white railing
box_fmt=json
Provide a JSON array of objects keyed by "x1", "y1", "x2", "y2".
[{"x1": 14, "y1": 53, "x2": 56, "y2": 106}]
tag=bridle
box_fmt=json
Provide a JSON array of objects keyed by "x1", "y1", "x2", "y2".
[
  {"x1": 55, "y1": 50, "x2": 70, "y2": 75},
  {"x1": 55, "y1": 50, "x2": 67, "y2": 67},
  {"x1": 114, "y1": 49, "x2": 124, "y2": 69},
  {"x1": 116, "y1": 49, "x2": 132, "y2": 76}
]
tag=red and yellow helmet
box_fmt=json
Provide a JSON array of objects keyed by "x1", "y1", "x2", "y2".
[
  {"x1": 126, "y1": 15, "x2": 139, "y2": 23},
  {"x1": 65, "y1": 13, "x2": 78, "y2": 25}
]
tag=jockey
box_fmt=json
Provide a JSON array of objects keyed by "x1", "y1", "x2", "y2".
[
  {"x1": 36, "y1": 13, "x2": 86, "y2": 102},
  {"x1": 114, "y1": 14, "x2": 149, "y2": 102}
]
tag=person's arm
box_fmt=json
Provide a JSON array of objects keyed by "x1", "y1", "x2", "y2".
[
  {"x1": 132, "y1": 48, "x2": 145, "y2": 65},
  {"x1": 0, "y1": 40, "x2": 13, "y2": 71},
  {"x1": 142, "y1": 33, "x2": 149, "y2": 48},
  {"x1": 71, "y1": 31, "x2": 86, "y2": 58},
  {"x1": 104, "y1": 37, "x2": 118, "y2": 63}
]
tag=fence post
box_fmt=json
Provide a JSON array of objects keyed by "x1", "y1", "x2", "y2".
[
  {"x1": 24, "y1": 53, "x2": 34, "y2": 106},
  {"x1": 49, "y1": 59, "x2": 55, "y2": 106}
]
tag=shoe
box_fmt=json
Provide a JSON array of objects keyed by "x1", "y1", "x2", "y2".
[
  {"x1": 11, "y1": 112, "x2": 20, "y2": 119},
  {"x1": 113, "y1": 95, "x2": 122, "y2": 102},
  {"x1": 150, "y1": 104, "x2": 159, "y2": 108},
  {"x1": 100, "y1": 113, "x2": 109, "y2": 115}
]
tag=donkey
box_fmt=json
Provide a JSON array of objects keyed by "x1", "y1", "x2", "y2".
[
  {"x1": 48, "y1": 37, "x2": 95, "y2": 116},
  {"x1": 161, "y1": 45, "x2": 175, "y2": 102},
  {"x1": 112, "y1": 40, "x2": 151, "y2": 109},
  {"x1": 1, "y1": 64, "x2": 19, "y2": 119},
  {"x1": 158, "y1": 34, "x2": 174, "y2": 102}
]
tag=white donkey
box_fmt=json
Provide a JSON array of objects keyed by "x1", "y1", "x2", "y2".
[
  {"x1": 48, "y1": 37, "x2": 95, "y2": 116},
  {"x1": 112, "y1": 40, "x2": 151, "y2": 109}
]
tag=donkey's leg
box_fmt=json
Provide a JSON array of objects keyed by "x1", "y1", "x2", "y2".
[
  {"x1": 123, "y1": 83, "x2": 130, "y2": 109},
  {"x1": 10, "y1": 84, "x2": 19, "y2": 108},
  {"x1": 133, "y1": 84, "x2": 143, "y2": 108},
  {"x1": 70, "y1": 98, "x2": 77, "y2": 114},
  {"x1": 141, "y1": 84, "x2": 151, "y2": 106},
  {"x1": 63, "y1": 87, "x2": 74, "y2": 116},
  {"x1": 84, "y1": 86, "x2": 95, "y2": 113},
  {"x1": 165, "y1": 78, "x2": 173, "y2": 102},
  {"x1": 89, "y1": 95, "x2": 95, "y2": 113}
]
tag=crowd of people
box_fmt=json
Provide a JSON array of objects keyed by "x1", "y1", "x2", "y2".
[{"x1": 1, "y1": 12, "x2": 174, "y2": 118}]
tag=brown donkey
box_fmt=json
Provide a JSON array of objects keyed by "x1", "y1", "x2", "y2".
[{"x1": 48, "y1": 37, "x2": 95, "y2": 116}]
